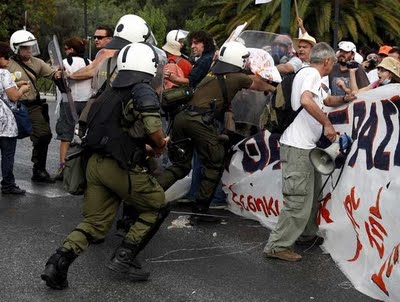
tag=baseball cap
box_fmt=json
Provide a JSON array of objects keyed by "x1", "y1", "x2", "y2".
[
  {"x1": 338, "y1": 41, "x2": 356, "y2": 52},
  {"x1": 378, "y1": 45, "x2": 392, "y2": 56}
]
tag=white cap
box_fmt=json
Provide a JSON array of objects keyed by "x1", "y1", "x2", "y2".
[{"x1": 338, "y1": 41, "x2": 356, "y2": 52}]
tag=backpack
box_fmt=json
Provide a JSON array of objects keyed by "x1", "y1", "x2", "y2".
[
  {"x1": 260, "y1": 67, "x2": 309, "y2": 134},
  {"x1": 83, "y1": 85, "x2": 145, "y2": 170},
  {"x1": 164, "y1": 57, "x2": 185, "y2": 89}
]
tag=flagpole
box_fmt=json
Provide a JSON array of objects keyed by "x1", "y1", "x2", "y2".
[{"x1": 280, "y1": 0, "x2": 291, "y2": 34}]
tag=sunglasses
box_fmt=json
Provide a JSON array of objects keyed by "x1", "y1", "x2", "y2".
[{"x1": 93, "y1": 35, "x2": 108, "y2": 40}]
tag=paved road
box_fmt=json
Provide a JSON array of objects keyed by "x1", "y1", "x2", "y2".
[{"x1": 0, "y1": 96, "x2": 378, "y2": 302}]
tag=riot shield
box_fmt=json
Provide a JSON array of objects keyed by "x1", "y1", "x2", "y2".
[
  {"x1": 230, "y1": 31, "x2": 284, "y2": 137},
  {"x1": 151, "y1": 46, "x2": 167, "y2": 97},
  {"x1": 48, "y1": 35, "x2": 78, "y2": 124}
]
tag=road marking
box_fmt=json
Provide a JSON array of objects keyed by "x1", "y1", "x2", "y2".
[{"x1": 146, "y1": 241, "x2": 266, "y2": 263}]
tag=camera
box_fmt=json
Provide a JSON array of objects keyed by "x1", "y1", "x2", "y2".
[
  {"x1": 346, "y1": 61, "x2": 359, "y2": 69},
  {"x1": 367, "y1": 59, "x2": 377, "y2": 70}
]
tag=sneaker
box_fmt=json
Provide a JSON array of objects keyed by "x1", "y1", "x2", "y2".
[
  {"x1": 295, "y1": 236, "x2": 324, "y2": 247},
  {"x1": 2, "y1": 185, "x2": 26, "y2": 195},
  {"x1": 54, "y1": 167, "x2": 65, "y2": 181},
  {"x1": 264, "y1": 249, "x2": 302, "y2": 262}
]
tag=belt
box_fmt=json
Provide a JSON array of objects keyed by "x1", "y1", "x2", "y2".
[{"x1": 185, "y1": 105, "x2": 213, "y2": 115}]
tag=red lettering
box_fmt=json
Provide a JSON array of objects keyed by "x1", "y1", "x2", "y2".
[
  {"x1": 317, "y1": 193, "x2": 334, "y2": 225},
  {"x1": 247, "y1": 195, "x2": 257, "y2": 212},
  {"x1": 371, "y1": 244, "x2": 400, "y2": 297}
]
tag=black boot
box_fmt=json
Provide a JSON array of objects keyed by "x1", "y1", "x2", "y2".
[
  {"x1": 32, "y1": 140, "x2": 55, "y2": 184},
  {"x1": 41, "y1": 247, "x2": 77, "y2": 290},
  {"x1": 106, "y1": 241, "x2": 150, "y2": 281},
  {"x1": 32, "y1": 168, "x2": 56, "y2": 183},
  {"x1": 190, "y1": 203, "x2": 221, "y2": 224}
]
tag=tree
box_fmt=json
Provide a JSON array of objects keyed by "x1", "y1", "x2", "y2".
[{"x1": 195, "y1": 0, "x2": 400, "y2": 49}]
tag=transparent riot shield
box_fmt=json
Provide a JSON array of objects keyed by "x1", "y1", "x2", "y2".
[
  {"x1": 230, "y1": 31, "x2": 284, "y2": 137},
  {"x1": 48, "y1": 35, "x2": 78, "y2": 124},
  {"x1": 151, "y1": 46, "x2": 167, "y2": 96}
]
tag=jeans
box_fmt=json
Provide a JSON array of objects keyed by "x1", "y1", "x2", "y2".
[
  {"x1": 188, "y1": 151, "x2": 226, "y2": 204},
  {"x1": 0, "y1": 136, "x2": 17, "y2": 190}
]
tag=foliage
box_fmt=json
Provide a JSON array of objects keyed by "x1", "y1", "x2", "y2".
[
  {"x1": 196, "y1": 0, "x2": 400, "y2": 49},
  {"x1": 1, "y1": 0, "x2": 398, "y2": 61}
]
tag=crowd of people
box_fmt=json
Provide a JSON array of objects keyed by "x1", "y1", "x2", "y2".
[{"x1": 0, "y1": 13, "x2": 399, "y2": 289}]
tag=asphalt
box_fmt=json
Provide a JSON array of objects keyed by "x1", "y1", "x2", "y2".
[{"x1": 0, "y1": 96, "x2": 378, "y2": 302}]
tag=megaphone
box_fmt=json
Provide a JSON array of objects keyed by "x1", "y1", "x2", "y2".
[{"x1": 309, "y1": 134, "x2": 352, "y2": 175}]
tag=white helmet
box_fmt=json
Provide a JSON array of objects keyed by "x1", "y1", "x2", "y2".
[
  {"x1": 113, "y1": 42, "x2": 159, "y2": 88},
  {"x1": 212, "y1": 41, "x2": 250, "y2": 74},
  {"x1": 106, "y1": 14, "x2": 154, "y2": 50},
  {"x1": 162, "y1": 29, "x2": 189, "y2": 56},
  {"x1": 10, "y1": 29, "x2": 40, "y2": 56}
]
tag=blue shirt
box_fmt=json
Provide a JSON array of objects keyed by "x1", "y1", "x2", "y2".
[{"x1": 188, "y1": 52, "x2": 214, "y2": 88}]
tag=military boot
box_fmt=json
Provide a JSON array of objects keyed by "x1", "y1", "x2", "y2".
[
  {"x1": 41, "y1": 247, "x2": 77, "y2": 290},
  {"x1": 32, "y1": 168, "x2": 56, "y2": 183},
  {"x1": 106, "y1": 241, "x2": 150, "y2": 281},
  {"x1": 190, "y1": 202, "x2": 221, "y2": 224}
]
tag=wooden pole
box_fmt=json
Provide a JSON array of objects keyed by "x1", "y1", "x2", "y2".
[{"x1": 294, "y1": 0, "x2": 299, "y2": 19}]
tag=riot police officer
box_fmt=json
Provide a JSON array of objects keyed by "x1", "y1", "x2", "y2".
[
  {"x1": 157, "y1": 41, "x2": 275, "y2": 223},
  {"x1": 41, "y1": 42, "x2": 169, "y2": 289},
  {"x1": 7, "y1": 29, "x2": 61, "y2": 183}
]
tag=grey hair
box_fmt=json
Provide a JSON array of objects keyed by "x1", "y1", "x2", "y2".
[{"x1": 310, "y1": 42, "x2": 336, "y2": 64}]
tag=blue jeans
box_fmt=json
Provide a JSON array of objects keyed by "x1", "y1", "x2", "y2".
[
  {"x1": 188, "y1": 151, "x2": 226, "y2": 203},
  {"x1": 0, "y1": 136, "x2": 17, "y2": 190}
]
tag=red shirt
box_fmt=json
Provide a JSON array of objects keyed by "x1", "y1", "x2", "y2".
[{"x1": 167, "y1": 54, "x2": 192, "y2": 78}]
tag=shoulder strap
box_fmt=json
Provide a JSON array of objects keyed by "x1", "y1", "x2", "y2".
[
  {"x1": 175, "y1": 57, "x2": 182, "y2": 64},
  {"x1": 216, "y1": 75, "x2": 229, "y2": 109},
  {"x1": 13, "y1": 58, "x2": 41, "y2": 97}
]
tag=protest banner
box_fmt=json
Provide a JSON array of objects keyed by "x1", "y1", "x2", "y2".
[{"x1": 222, "y1": 84, "x2": 400, "y2": 302}]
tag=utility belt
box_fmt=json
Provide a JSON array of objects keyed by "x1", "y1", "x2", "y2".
[
  {"x1": 185, "y1": 105, "x2": 213, "y2": 115},
  {"x1": 185, "y1": 103, "x2": 223, "y2": 127}
]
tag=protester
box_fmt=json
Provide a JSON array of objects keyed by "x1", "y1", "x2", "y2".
[
  {"x1": 67, "y1": 25, "x2": 114, "y2": 81},
  {"x1": 6, "y1": 29, "x2": 61, "y2": 183},
  {"x1": 92, "y1": 25, "x2": 113, "y2": 50},
  {"x1": 339, "y1": 56, "x2": 400, "y2": 94},
  {"x1": 272, "y1": 35, "x2": 302, "y2": 75},
  {"x1": 293, "y1": 32, "x2": 316, "y2": 65},
  {"x1": 328, "y1": 41, "x2": 369, "y2": 96},
  {"x1": 157, "y1": 41, "x2": 275, "y2": 223},
  {"x1": 377, "y1": 45, "x2": 392, "y2": 63},
  {"x1": 361, "y1": 52, "x2": 379, "y2": 83},
  {"x1": 162, "y1": 29, "x2": 192, "y2": 88},
  {"x1": 165, "y1": 30, "x2": 215, "y2": 88},
  {"x1": 54, "y1": 37, "x2": 92, "y2": 181},
  {"x1": 0, "y1": 42, "x2": 31, "y2": 194},
  {"x1": 263, "y1": 42, "x2": 356, "y2": 262},
  {"x1": 41, "y1": 42, "x2": 169, "y2": 289},
  {"x1": 388, "y1": 47, "x2": 400, "y2": 60}
]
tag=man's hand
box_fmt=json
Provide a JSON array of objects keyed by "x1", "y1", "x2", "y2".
[{"x1": 324, "y1": 124, "x2": 337, "y2": 142}]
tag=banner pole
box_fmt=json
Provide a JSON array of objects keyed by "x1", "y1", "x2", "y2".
[{"x1": 294, "y1": 0, "x2": 299, "y2": 19}]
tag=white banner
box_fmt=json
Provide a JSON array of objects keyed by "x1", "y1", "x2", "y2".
[
  {"x1": 222, "y1": 84, "x2": 400, "y2": 302},
  {"x1": 255, "y1": 0, "x2": 273, "y2": 4}
]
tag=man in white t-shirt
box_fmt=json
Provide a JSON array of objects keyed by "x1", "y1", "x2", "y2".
[{"x1": 263, "y1": 42, "x2": 356, "y2": 262}]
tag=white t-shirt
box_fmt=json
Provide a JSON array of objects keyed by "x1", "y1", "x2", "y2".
[
  {"x1": 367, "y1": 68, "x2": 378, "y2": 84},
  {"x1": 280, "y1": 67, "x2": 328, "y2": 149},
  {"x1": 57, "y1": 57, "x2": 92, "y2": 103},
  {"x1": 287, "y1": 56, "x2": 303, "y2": 73},
  {"x1": 0, "y1": 69, "x2": 18, "y2": 137}
]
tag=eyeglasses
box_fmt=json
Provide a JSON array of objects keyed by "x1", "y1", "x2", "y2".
[{"x1": 93, "y1": 35, "x2": 108, "y2": 40}]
